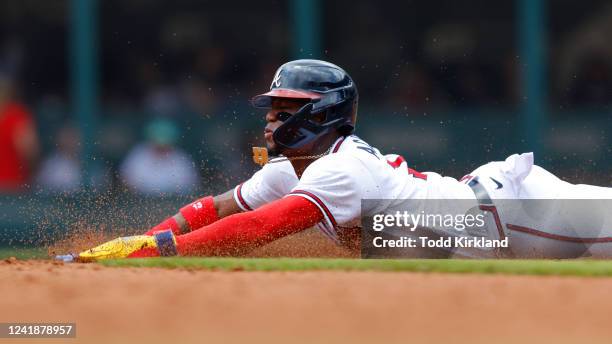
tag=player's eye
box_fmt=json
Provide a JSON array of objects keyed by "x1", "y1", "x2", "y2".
[{"x1": 277, "y1": 111, "x2": 292, "y2": 121}]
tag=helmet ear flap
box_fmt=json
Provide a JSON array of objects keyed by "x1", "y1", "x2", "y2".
[{"x1": 336, "y1": 98, "x2": 357, "y2": 135}]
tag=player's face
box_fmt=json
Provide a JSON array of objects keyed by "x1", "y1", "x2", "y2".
[{"x1": 264, "y1": 98, "x2": 307, "y2": 153}]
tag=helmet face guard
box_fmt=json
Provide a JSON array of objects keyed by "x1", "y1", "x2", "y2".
[
  {"x1": 251, "y1": 59, "x2": 358, "y2": 151},
  {"x1": 272, "y1": 102, "x2": 347, "y2": 150}
]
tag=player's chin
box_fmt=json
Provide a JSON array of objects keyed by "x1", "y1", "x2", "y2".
[{"x1": 266, "y1": 141, "x2": 280, "y2": 156}]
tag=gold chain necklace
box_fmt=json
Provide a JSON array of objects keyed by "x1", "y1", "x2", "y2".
[
  {"x1": 268, "y1": 147, "x2": 332, "y2": 164},
  {"x1": 252, "y1": 146, "x2": 333, "y2": 166}
]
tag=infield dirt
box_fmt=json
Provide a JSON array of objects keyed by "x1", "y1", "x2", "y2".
[
  {"x1": 2, "y1": 229, "x2": 611, "y2": 343},
  {"x1": 1, "y1": 257, "x2": 612, "y2": 344}
]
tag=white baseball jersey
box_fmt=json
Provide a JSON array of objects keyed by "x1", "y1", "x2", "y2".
[
  {"x1": 233, "y1": 135, "x2": 612, "y2": 257},
  {"x1": 233, "y1": 135, "x2": 475, "y2": 243}
]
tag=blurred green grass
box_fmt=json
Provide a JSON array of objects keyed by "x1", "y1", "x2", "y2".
[
  {"x1": 0, "y1": 247, "x2": 48, "y2": 260},
  {"x1": 101, "y1": 257, "x2": 612, "y2": 277}
]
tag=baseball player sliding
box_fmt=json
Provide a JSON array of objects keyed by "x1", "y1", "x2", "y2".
[{"x1": 58, "y1": 59, "x2": 612, "y2": 261}]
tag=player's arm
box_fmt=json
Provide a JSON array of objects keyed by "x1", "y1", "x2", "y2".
[
  {"x1": 168, "y1": 195, "x2": 323, "y2": 256},
  {"x1": 144, "y1": 189, "x2": 243, "y2": 236},
  {"x1": 213, "y1": 189, "x2": 245, "y2": 217},
  {"x1": 168, "y1": 154, "x2": 366, "y2": 256},
  {"x1": 75, "y1": 195, "x2": 324, "y2": 261},
  {"x1": 145, "y1": 159, "x2": 290, "y2": 235}
]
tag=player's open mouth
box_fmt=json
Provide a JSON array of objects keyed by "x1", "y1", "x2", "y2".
[{"x1": 264, "y1": 128, "x2": 273, "y2": 140}]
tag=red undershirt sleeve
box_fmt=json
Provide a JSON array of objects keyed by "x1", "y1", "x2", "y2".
[
  {"x1": 175, "y1": 195, "x2": 324, "y2": 256},
  {"x1": 144, "y1": 196, "x2": 219, "y2": 236}
]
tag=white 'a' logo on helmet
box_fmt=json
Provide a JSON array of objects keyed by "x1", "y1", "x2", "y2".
[{"x1": 270, "y1": 69, "x2": 282, "y2": 89}]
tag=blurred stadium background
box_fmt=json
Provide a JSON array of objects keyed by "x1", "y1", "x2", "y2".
[{"x1": 0, "y1": 0, "x2": 610, "y2": 247}]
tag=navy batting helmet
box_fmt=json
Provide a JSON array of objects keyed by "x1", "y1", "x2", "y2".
[{"x1": 251, "y1": 59, "x2": 358, "y2": 150}]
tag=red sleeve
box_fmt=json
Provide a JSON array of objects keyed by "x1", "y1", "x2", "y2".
[
  {"x1": 145, "y1": 196, "x2": 219, "y2": 236},
  {"x1": 175, "y1": 195, "x2": 324, "y2": 256}
]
